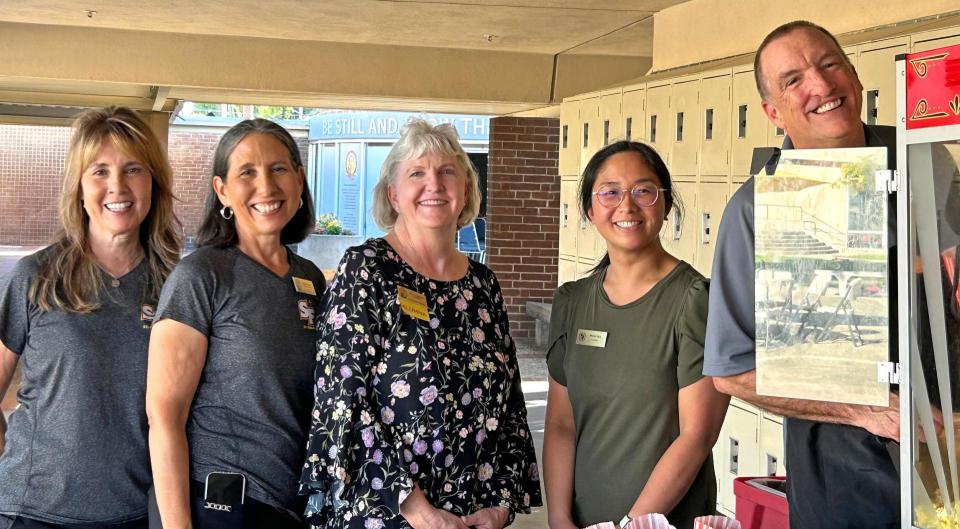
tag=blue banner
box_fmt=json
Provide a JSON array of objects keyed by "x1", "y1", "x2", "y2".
[
  {"x1": 336, "y1": 143, "x2": 362, "y2": 235},
  {"x1": 309, "y1": 112, "x2": 490, "y2": 142}
]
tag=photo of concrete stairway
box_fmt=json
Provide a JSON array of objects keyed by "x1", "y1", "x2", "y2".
[{"x1": 756, "y1": 230, "x2": 840, "y2": 256}]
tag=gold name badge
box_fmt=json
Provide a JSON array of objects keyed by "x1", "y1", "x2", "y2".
[
  {"x1": 398, "y1": 285, "x2": 430, "y2": 321},
  {"x1": 575, "y1": 329, "x2": 608, "y2": 348},
  {"x1": 292, "y1": 276, "x2": 317, "y2": 296}
]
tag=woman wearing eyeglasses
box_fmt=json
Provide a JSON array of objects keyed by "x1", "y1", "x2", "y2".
[{"x1": 542, "y1": 141, "x2": 729, "y2": 529}]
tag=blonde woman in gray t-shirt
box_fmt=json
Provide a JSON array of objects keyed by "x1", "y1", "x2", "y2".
[
  {"x1": 0, "y1": 107, "x2": 181, "y2": 529},
  {"x1": 542, "y1": 141, "x2": 729, "y2": 529}
]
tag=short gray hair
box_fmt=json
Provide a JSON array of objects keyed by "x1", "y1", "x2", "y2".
[
  {"x1": 372, "y1": 118, "x2": 482, "y2": 230},
  {"x1": 754, "y1": 20, "x2": 852, "y2": 100}
]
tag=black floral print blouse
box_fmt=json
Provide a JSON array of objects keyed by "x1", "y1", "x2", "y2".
[{"x1": 300, "y1": 238, "x2": 542, "y2": 529}]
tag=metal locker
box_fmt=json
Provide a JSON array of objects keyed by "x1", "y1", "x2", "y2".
[
  {"x1": 857, "y1": 39, "x2": 907, "y2": 127},
  {"x1": 671, "y1": 79, "x2": 701, "y2": 176},
  {"x1": 645, "y1": 83, "x2": 672, "y2": 169},
  {"x1": 558, "y1": 178, "x2": 579, "y2": 259},
  {"x1": 557, "y1": 257, "x2": 576, "y2": 286},
  {"x1": 576, "y1": 258, "x2": 596, "y2": 280},
  {"x1": 578, "y1": 215, "x2": 600, "y2": 263},
  {"x1": 693, "y1": 181, "x2": 730, "y2": 276},
  {"x1": 578, "y1": 95, "x2": 603, "y2": 175},
  {"x1": 622, "y1": 87, "x2": 646, "y2": 143},
  {"x1": 660, "y1": 180, "x2": 698, "y2": 265},
  {"x1": 559, "y1": 99, "x2": 581, "y2": 176},
  {"x1": 759, "y1": 416, "x2": 785, "y2": 477},
  {"x1": 714, "y1": 402, "x2": 761, "y2": 516},
  {"x1": 730, "y1": 68, "x2": 769, "y2": 178},
  {"x1": 700, "y1": 73, "x2": 732, "y2": 177},
  {"x1": 911, "y1": 27, "x2": 960, "y2": 53},
  {"x1": 600, "y1": 90, "x2": 623, "y2": 147},
  {"x1": 594, "y1": 224, "x2": 608, "y2": 262}
]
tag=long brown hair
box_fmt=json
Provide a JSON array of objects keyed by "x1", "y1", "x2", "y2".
[{"x1": 29, "y1": 106, "x2": 182, "y2": 313}]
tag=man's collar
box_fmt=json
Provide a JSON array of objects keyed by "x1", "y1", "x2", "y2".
[
  {"x1": 781, "y1": 122, "x2": 872, "y2": 150},
  {"x1": 764, "y1": 122, "x2": 877, "y2": 175}
]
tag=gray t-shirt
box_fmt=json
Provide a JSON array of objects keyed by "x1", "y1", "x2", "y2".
[
  {"x1": 155, "y1": 245, "x2": 324, "y2": 516},
  {"x1": 0, "y1": 247, "x2": 153, "y2": 524}
]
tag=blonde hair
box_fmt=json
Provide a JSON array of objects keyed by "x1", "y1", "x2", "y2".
[
  {"x1": 372, "y1": 119, "x2": 481, "y2": 230},
  {"x1": 29, "y1": 106, "x2": 182, "y2": 313}
]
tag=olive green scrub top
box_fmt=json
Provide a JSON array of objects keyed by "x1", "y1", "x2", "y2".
[{"x1": 546, "y1": 262, "x2": 715, "y2": 528}]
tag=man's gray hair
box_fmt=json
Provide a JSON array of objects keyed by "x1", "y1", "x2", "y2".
[{"x1": 753, "y1": 20, "x2": 852, "y2": 100}]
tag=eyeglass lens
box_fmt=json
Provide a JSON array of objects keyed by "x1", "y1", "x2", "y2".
[{"x1": 595, "y1": 183, "x2": 660, "y2": 207}]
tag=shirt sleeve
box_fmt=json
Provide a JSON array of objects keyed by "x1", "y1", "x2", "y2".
[
  {"x1": 154, "y1": 253, "x2": 217, "y2": 336},
  {"x1": 703, "y1": 178, "x2": 758, "y2": 377},
  {"x1": 300, "y1": 247, "x2": 413, "y2": 525},
  {"x1": 545, "y1": 282, "x2": 574, "y2": 386},
  {"x1": 676, "y1": 277, "x2": 709, "y2": 388},
  {"x1": 0, "y1": 255, "x2": 40, "y2": 355},
  {"x1": 476, "y1": 275, "x2": 543, "y2": 520}
]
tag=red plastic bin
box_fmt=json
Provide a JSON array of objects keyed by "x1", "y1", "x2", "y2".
[{"x1": 733, "y1": 476, "x2": 789, "y2": 529}]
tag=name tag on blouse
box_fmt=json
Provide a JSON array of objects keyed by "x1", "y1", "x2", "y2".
[
  {"x1": 398, "y1": 285, "x2": 430, "y2": 321},
  {"x1": 576, "y1": 329, "x2": 607, "y2": 348}
]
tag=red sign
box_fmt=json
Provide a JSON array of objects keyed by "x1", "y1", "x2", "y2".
[{"x1": 905, "y1": 43, "x2": 960, "y2": 129}]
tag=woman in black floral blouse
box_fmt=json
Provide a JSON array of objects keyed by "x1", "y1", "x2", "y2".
[{"x1": 300, "y1": 119, "x2": 542, "y2": 529}]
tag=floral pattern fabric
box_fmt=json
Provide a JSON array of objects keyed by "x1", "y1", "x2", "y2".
[{"x1": 300, "y1": 238, "x2": 542, "y2": 529}]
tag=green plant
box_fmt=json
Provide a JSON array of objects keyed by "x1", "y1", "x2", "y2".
[{"x1": 314, "y1": 213, "x2": 352, "y2": 235}]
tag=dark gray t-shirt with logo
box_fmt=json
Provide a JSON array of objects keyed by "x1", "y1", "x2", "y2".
[
  {"x1": 154, "y1": 245, "x2": 324, "y2": 517},
  {"x1": 0, "y1": 246, "x2": 155, "y2": 524}
]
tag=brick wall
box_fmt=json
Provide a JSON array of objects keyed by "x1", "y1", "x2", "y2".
[
  {"x1": 486, "y1": 117, "x2": 560, "y2": 339},
  {"x1": 0, "y1": 125, "x2": 71, "y2": 246},
  {"x1": 0, "y1": 125, "x2": 310, "y2": 246},
  {"x1": 167, "y1": 130, "x2": 222, "y2": 239}
]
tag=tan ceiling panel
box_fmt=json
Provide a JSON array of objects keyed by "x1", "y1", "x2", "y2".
[
  {"x1": 0, "y1": 22, "x2": 554, "y2": 103},
  {"x1": 568, "y1": 16, "x2": 654, "y2": 55},
  {"x1": 0, "y1": 77, "x2": 153, "y2": 98},
  {"x1": 0, "y1": 0, "x2": 689, "y2": 117},
  {"x1": 0, "y1": 0, "x2": 685, "y2": 55}
]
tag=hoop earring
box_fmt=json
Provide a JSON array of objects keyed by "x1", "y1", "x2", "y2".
[
  {"x1": 219, "y1": 206, "x2": 234, "y2": 220},
  {"x1": 299, "y1": 197, "x2": 304, "y2": 209}
]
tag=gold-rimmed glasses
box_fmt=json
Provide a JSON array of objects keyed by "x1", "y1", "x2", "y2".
[{"x1": 591, "y1": 182, "x2": 665, "y2": 208}]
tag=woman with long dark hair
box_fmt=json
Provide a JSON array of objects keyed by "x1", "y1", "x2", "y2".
[{"x1": 146, "y1": 119, "x2": 324, "y2": 528}]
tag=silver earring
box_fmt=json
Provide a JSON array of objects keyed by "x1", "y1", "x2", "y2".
[
  {"x1": 219, "y1": 206, "x2": 234, "y2": 220},
  {"x1": 299, "y1": 197, "x2": 303, "y2": 209}
]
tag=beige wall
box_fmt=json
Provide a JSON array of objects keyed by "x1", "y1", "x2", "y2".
[
  {"x1": 652, "y1": 0, "x2": 960, "y2": 71},
  {"x1": 554, "y1": 54, "x2": 653, "y2": 101}
]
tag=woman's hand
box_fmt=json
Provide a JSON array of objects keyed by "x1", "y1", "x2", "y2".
[
  {"x1": 401, "y1": 485, "x2": 468, "y2": 529},
  {"x1": 461, "y1": 506, "x2": 510, "y2": 529},
  {"x1": 419, "y1": 508, "x2": 470, "y2": 529}
]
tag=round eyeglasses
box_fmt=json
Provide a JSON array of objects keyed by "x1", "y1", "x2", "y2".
[{"x1": 591, "y1": 182, "x2": 665, "y2": 208}]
